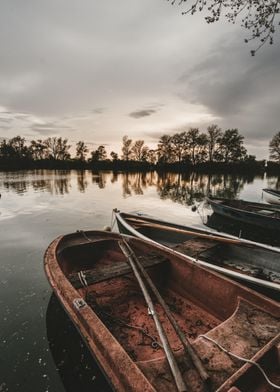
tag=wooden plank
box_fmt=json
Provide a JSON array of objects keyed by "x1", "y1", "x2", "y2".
[
  {"x1": 69, "y1": 253, "x2": 168, "y2": 289},
  {"x1": 173, "y1": 238, "x2": 219, "y2": 257}
]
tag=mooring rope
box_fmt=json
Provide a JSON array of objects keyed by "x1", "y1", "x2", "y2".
[{"x1": 199, "y1": 334, "x2": 280, "y2": 390}]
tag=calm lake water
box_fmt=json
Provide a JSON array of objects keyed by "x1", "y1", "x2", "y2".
[{"x1": 0, "y1": 169, "x2": 279, "y2": 392}]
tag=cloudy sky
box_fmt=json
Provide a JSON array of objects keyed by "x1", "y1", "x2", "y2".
[{"x1": 0, "y1": 0, "x2": 279, "y2": 158}]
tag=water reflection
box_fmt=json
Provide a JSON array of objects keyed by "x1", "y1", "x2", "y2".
[
  {"x1": 77, "y1": 171, "x2": 88, "y2": 193},
  {"x1": 0, "y1": 170, "x2": 278, "y2": 207},
  {"x1": 0, "y1": 170, "x2": 72, "y2": 195},
  {"x1": 46, "y1": 294, "x2": 112, "y2": 392},
  {"x1": 121, "y1": 172, "x2": 156, "y2": 197}
]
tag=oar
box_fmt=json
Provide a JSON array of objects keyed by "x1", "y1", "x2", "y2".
[
  {"x1": 125, "y1": 216, "x2": 245, "y2": 246},
  {"x1": 121, "y1": 238, "x2": 210, "y2": 387},
  {"x1": 118, "y1": 240, "x2": 188, "y2": 392}
]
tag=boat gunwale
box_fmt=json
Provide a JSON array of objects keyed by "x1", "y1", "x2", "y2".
[
  {"x1": 115, "y1": 211, "x2": 280, "y2": 293},
  {"x1": 263, "y1": 188, "x2": 280, "y2": 197},
  {"x1": 44, "y1": 233, "x2": 157, "y2": 392}
]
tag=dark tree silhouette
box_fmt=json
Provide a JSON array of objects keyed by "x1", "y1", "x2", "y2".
[
  {"x1": 110, "y1": 151, "x2": 119, "y2": 161},
  {"x1": 206, "y1": 125, "x2": 222, "y2": 162},
  {"x1": 170, "y1": 0, "x2": 280, "y2": 53},
  {"x1": 76, "y1": 141, "x2": 89, "y2": 161},
  {"x1": 170, "y1": 132, "x2": 189, "y2": 163},
  {"x1": 187, "y1": 128, "x2": 207, "y2": 165},
  {"x1": 121, "y1": 135, "x2": 133, "y2": 161},
  {"x1": 131, "y1": 140, "x2": 149, "y2": 161},
  {"x1": 157, "y1": 135, "x2": 175, "y2": 163},
  {"x1": 44, "y1": 137, "x2": 71, "y2": 160},
  {"x1": 29, "y1": 139, "x2": 47, "y2": 160},
  {"x1": 217, "y1": 129, "x2": 247, "y2": 163},
  {"x1": 91, "y1": 145, "x2": 107, "y2": 161},
  {"x1": 0, "y1": 136, "x2": 30, "y2": 159},
  {"x1": 269, "y1": 131, "x2": 280, "y2": 162},
  {"x1": 146, "y1": 149, "x2": 157, "y2": 164}
]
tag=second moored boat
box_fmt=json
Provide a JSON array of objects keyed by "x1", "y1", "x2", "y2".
[
  {"x1": 262, "y1": 188, "x2": 280, "y2": 205},
  {"x1": 113, "y1": 210, "x2": 280, "y2": 296}
]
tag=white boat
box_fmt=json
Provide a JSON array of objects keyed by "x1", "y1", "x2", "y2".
[
  {"x1": 114, "y1": 210, "x2": 280, "y2": 297},
  {"x1": 263, "y1": 188, "x2": 280, "y2": 205}
]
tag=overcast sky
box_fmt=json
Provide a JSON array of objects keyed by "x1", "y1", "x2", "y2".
[{"x1": 0, "y1": 0, "x2": 279, "y2": 158}]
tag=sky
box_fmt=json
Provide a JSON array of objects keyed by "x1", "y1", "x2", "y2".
[{"x1": 0, "y1": 0, "x2": 279, "y2": 159}]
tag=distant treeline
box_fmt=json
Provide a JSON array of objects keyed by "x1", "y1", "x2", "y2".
[{"x1": 0, "y1": 126, "x2": 280, "y2": 173}]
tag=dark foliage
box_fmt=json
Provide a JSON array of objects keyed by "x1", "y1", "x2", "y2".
[{"x1": 169, "y1": 0, "x2": 280, "y2": 53}]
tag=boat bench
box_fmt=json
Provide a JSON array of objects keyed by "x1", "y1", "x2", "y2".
[
  {"x1": 68, "y1": 253, "x2": 169, "y2": 289},
  {"x1": 173, "y1": 237, "x2": 219, "y2": 258}
]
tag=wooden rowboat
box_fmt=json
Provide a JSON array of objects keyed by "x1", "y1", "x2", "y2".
[
  {"x1": 206, "y1": 197, "x2": 280, "y2": 232},
  {"x1": 44, "y1": 230, "x2": 280, "y2": 391},
  {"x1": 263, "y1": 188, "x2": 280, "y2": 205},
  {"x1": 114, "y1": 210, "x2": 280, "y2": 296}
]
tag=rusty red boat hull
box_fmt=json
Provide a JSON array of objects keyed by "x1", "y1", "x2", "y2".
[{"x1": 44, "y1": 230, "x2": 280, "y2": 391}]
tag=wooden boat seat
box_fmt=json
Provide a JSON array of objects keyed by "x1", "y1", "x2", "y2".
[
  {"x1": 68, "y1": 254, "x2": 169, "y2": 289},
  {"x1": 193, "y1": 298, "x2": 280, "y2": 390},
  {"x1": 136, "y1": 299, "x2": 280, "y2": 392},
  {"x1": 172, "y1": 237, "x2": 219, "y2": 258}
]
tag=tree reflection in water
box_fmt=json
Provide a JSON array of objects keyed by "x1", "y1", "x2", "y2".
[
  {"x1": 91, "y1": 171, "x2": 107, "y2": 189},
  {"x1": 0, "y1": 170, "x2": 72, "y2": 195},
  {"x1": 1, "y1": 170, "x2": 278, "y2": 209},
  {"x1": 77, "y1": 171, "x2": 88, "y2": 193},
  {"x1": 156, "y1": 172, "x2": 257, "y2": 206},
  {"x1": 119, "y1": 171, "x2": 155, "y2": 198}
]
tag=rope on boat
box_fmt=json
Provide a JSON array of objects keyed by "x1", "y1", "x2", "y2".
[
  {"x1": 77, "y1": 230, "x2": 92, "y2": 242},
  {"x1": 199, "y1": 334, "x2": 280, "y2": 390},
  {"x1": 78, "y1": 271, "x2": 88, "y2": 288}
]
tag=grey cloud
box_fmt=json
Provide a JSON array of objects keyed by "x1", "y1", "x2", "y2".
[
  {"x1": 30, "y1": 122, "x2": 74, "y2": 136},
  {"x1": 0, "y1": 1, "x2": 190, "y2": 117},
  {"x1": 129, "y1": 109, "x2": 157, "y2": 119},
  {"x1": 92, "y1": 108, "x2": 106, "y2": 114},
  {"x1": 0, "y1": 125, "x2": 12, "y2": 131},
  {"x1": 0, "y1": 0, "x2": 278, "y2": 159},
  {"x1": 0, "y1": 117, "x2": 13, "y2": 123},
  {"x1": 177, "y1": 35, "x2": 280, "y2": 147}
]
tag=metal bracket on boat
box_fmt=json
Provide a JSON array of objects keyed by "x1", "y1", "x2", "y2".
[
  {"x1": 73, "y1": 298, "x2": 87, "y2": 310},
  {"x1": 148, "y1": 307, "x2": 154, "y2": 316}
]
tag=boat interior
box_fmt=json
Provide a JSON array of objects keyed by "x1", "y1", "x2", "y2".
[
  {"x1": 56, "y1": 232, "x2": 280, "y2": 392},
  {"x1": 122, "y1": 215, "x2": 280, "y2": 285}
]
